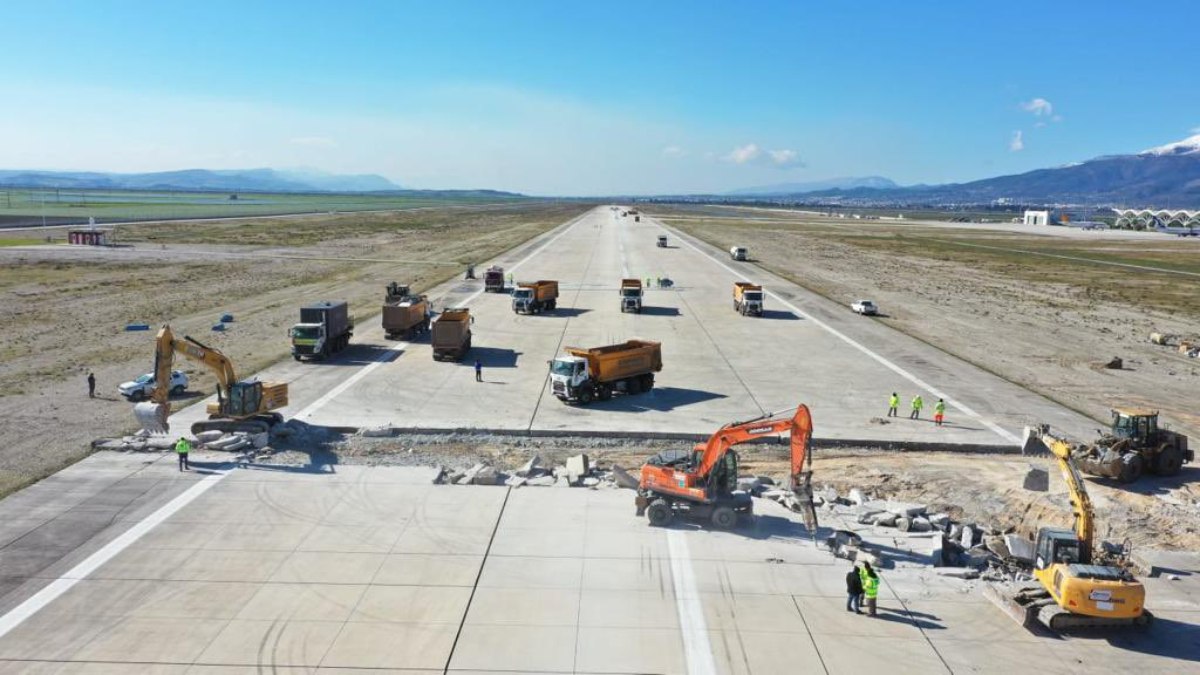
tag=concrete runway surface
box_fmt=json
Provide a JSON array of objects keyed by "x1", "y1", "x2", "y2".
[
  {"x1": 0, "y1": 452, "x2": 1197, "y2": 673},
  {"x1": 167, "y1": 205, "x2": 1096, "y2": 445},
  {"x1": 5, "y1": 207, "x2": 1197, "y2": 673}
]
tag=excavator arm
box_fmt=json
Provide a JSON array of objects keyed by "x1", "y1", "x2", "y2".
[
  {"x1": 1024, "y1": 426, "x2": 1094, "y2": 562},
  {"x1": 136, "y1": 325, "x2": 240, "y2": 434},
  {"x1": 695, "y1": 405, "x2": 812, "y2": 479}
]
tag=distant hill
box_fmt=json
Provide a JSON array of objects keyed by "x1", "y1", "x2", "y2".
[
  {"x1": 749, "y1": 135, "x2": 1200, "y2": 206},
  {"x1": 727, "y1": 176, "x2": 897, "y2": 196},
  {"x1": 0, "y1": 168, "x2": 402, "y2": 192}
]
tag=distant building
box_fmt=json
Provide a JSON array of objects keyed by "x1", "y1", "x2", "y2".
[
  {"x1": 1023, "y1": 210, "x2": 1051, "y2": 226},
  {"x1": 67, "y1": 229, "x2": 111, "y2": 246}
]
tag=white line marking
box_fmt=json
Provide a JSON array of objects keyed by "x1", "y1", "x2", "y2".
[
  {"x1": 0, "y1": 470, "x2": 228, "y2": 639},
  {"x1": 656, "y1": 218, "x2": 1021, "y2": 445},
  {"x1": 291, "y1": 209, "x2": 594, "y2": 420},
  {"x1": 667, "y1": 530, "x2": 717, "y2": 675}
]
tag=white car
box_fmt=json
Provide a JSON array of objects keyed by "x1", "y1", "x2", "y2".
[
  {"x1": 118, "y1": 370, "x2": 188, "y2": 400},
  {"x1": 851, "y1": 299, "x2": 879, "y2": 316}
]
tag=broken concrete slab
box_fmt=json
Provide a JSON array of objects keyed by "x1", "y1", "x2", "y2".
[
  {"x1": 566, "y1": 454, "x2": 590, "y2": 483},
  {"x1": 1004, "y1": 534, "x2": 1035, "y2": 563},
  {"x1": 934, "y1": 567, "x2": 980, "y2": 579},
  {"x1": 884, "y1": 501, "x2": 927, "y2": 518},
  {"x1": 582, "y1": 477, "x2": 600, "y2": 487},
  {"x1": 471, "y1": 466, "x2": 500, "y2": 485},
  {"x1": 848, "y1": 488, "x2": 867, "y2": 505},
  {"x1": 525, "y1": 475, "x2": 556, "y2": 487},
  {"x1": 609, "y1": 465, "x2": 640, "y2": 490},
  {"x1": 927, "y1": 513, "x2": 950, "y2": 531},
  {"x1": 818, "y1": 486, "x2": 839, "y2": 504},
  {"x1": 250, "y1": 432, "x2": 270, "y2": 449},
  {"x1": 194, "y1": 430, "x2": 224, "y2": 443},
  {"x1": 358, "y1": 424, "x2": 394, "y2": 438},
  {"x1": 960, "y1": 525, "x2": 976, "y2": 548},
  {"x1": 873, "y1": 512, "x2": 899, "y2": 527},
  {"x1": 909, "y1": 517, "x2": 932, "y2": 532},
  {"x1": 516, "y1": 455, "x2": 543, "y2": 478},
  {"x1": 505, "y1": 475, "x2": 528, "y2": 487},
  {"x1": 457, "y1": 463, "x2": 486, "y2": 485}
]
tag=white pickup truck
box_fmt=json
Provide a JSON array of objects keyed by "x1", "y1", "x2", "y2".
[
  {"x1": 851, "y1": 299, "x2": 879, "y2": 316},
  {"x1": 118, "y1": 370, "x2": 188, "y2": 400}
]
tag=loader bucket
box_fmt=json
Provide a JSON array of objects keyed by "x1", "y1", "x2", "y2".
[{"x1": 133, "y1": 401, "x2": 170, "y2": 435}]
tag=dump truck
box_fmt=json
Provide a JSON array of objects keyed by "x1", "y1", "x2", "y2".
[
  {"x1": 291, "y1": 300, "x2": 352, "y2": 361},
  {"x1": 432, "y1": 308, "x2": 472, "y2": 361},
  {"x1": 733, "y1": 282, "x2": 764, "y2": 316},
  {"x1": 550, "y1": 339, "x2": 662, "y2": 404},
  {"x1": 512, "y1": 280, "x2": 559, "y2": 314},
  {"x1": 619, "y1": 278, "x2": 644, "y2": 313},
  {"x1": 484, "y1": 266, "x2": 505, "y2": 292},
  {"x1": 635, "y1": 215, "x2": 641, "y2": 222},
  {"x1": 730, "y1": 246, "x2": 748, "y2": 261},
  {"x1": 657, "y1": 235, "x2": 667, "y2": 247},
  {"x1": 382, "y1": 283, "x2": 431, "y2": 339}
]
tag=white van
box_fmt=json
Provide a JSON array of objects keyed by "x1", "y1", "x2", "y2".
[{"x1": 729, "y1": 246, "x2": 748, "y2": 261}]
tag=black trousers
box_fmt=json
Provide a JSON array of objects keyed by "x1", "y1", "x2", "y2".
[{"x1": 178, "y1": 453, "x2": 189, "y2": 470}]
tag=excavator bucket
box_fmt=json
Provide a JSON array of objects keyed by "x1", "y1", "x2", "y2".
[
  {"x1": 1021, "y1": 425, "x2": 1051, "y2": 456},
  {"x1": 133, "y1": 401, "x2": 170, "y2": 435}
]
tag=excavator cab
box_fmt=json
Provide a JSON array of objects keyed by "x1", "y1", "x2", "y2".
[
  {"x1": 226, "y1": 381, "x2": 263, "y2": 418},
  {"x1": 1034, "y1": 528, "x2": 1083, "y2": 570}
]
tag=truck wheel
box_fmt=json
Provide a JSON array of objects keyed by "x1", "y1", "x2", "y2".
[
  {"x1": 579, "y1": 388, "x2": 593, "y2": 404},
  {"x1": 171, "y1": 385, "x2": 185, "y2": 396},
  {"x1": 1154, "y1": 445, "x2": 1184, "y2": 476},
  {"x1": 646, "y1": 499, "x2": 672, "y2": 526},
  {"x1": 293, "y1": 354, "x2": 301, "y2": 361},
  {"x1": 625, "y1": 377, "x2": 643, "y2": 395},
  {"x1": 711, "y1": 506, "x2": 737, "y2": 530},
  {"x1": 548, "y1": 300, "x2": 556, "y2": 310},
  {"x1": 1118, "y1": 453, "x2": 1144, "y2": 483},
  {"x1": 641, "y1": 374, "x2": 654, "y2": 392}
]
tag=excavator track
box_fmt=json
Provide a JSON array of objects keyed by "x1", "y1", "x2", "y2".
[
  {"x1": 1039, "y1": 605, "x2": 1154, "y2": 631},
  {"x1": 191, "y1": 418, "x2": 272, "y2": 437}
]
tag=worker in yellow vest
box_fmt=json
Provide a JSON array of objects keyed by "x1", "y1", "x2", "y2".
[
  {"x1": 175, "y1": 437, "x2": 191, "y2": 472},
  {"x1": 934, "y1": 398, "x2": 946, "y2": 426},
  {"x1": 909, "y1": 394, "x2": 923, "y2": 420},
  {"x1": 887, "y1": 392, "x2": 899, "y2": 417},
  {"x1": 859, "y1": 561, "x2": 880, "y2": 616}
]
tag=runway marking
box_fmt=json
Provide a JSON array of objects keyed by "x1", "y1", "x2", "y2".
[
  {"x1": 0, "y1": 469, "x2": 228, "y2": 640},
  {"x1": 291, "y1": 209, "x2": 593, "y2": 421},
  {"x1": 656, "y1": 218, "x2": 1021, "y2": 445},
  {"x1": 667, "y1": 530, "x2": 717, "y2": 675}
]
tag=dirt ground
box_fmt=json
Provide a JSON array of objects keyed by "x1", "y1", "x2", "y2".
[
  {"x1": 655, "y1": 206, "x2": 1200, "y2": 438},
  {"x1": 0, "y1": 203, "x2": 591, "y2": 497}
]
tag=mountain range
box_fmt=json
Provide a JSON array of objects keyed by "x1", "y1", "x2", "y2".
[
  {"x1": 0, "y1": 168, "x2": 401, "y2": 192},
  {"x1": 725, "y1": 134, "x2": 1200, "y2": 207},
  {"x1": 726, "y1": 176, "x2": 897, "y2": 196}
]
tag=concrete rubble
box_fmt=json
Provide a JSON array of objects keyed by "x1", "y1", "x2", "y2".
[{"x1": 430, "y1": 454, "x2": 639, "y2": 491}]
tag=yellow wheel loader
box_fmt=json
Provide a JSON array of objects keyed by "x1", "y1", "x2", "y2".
[{"x1": 133, "y1": 325, "x2": 288, "y2": 436}]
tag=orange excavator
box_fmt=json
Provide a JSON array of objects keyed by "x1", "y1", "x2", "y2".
[{"x1": 635, "y1": 405, "x2": 816, "y2": 529}]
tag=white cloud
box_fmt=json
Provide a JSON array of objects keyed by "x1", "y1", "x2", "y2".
[
  {"x1": 661, "y1": 145, "x2": 686, "y2": 158},
  {"x1": 1034, "y1": 121, "x2": 1047, "y2": 128},
  {"x1": 723, "y1": 143, "x2": 803, "y2": 168},
  {"x1": 289, "y1": 136, "x2": 338, "y2": 148},
  {"x1": 1020, "y1": 98, "x2": 1053, "y2": 116},
  {"x1": 1009, "y1": 130, "x2": 1024, "y2": 152},
  {"x1": 1051, "y1": 114, "x2": 1063, "y2": 123},
  {"x1": 767, "y1": 149, "x2": 801, "y2": 167},
  {"x1": 725, "y1": 143, "x2": 761, "y2": 164}
]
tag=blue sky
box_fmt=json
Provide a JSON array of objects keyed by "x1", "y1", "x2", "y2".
[{"x1": 1, "y1": 1, "x2": 1197, "y2": 195}]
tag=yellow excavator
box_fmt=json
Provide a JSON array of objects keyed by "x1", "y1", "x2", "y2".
[
  {"x1": 133, "y1": 325, "x2": 288, "y2": 436},
  {"x1": 985, "y1": 425, "x2": 1151, "y2": 631}
]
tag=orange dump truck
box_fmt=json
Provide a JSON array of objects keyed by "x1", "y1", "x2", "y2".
[
  {"x1": 512, "y1": 280, "x2": 559, "y2": 314},
  {"x1": 549, "y1": 339, "x2": 662, "y2": 404},
  {"x1": 620, "y1": 278, "x2": 644, "y2": 313},
  {"x1": 382, "y1": 283, "x2": 431, "y2": 339},
  {"x1": 733, "y1": 282, "x2": 764, "y2": 316},
  {"x1": 431, "y1": 308, "x2": 472, "y2": 361}
]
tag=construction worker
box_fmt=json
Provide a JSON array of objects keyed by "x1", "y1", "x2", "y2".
[
  {"x1": 87, "y1": 372, "x2": 96, "y2": 399},
  {"x1": 859, "y1": 561, "x2": 880, "y2": 616},
  {"x1": 175, "y1": 437, "x2": 191, "y2": 472},
  {"x1": 934, "y1": 398, "x2": 946, "y2": 426},
  {"x1": 887, "y1": 392, "x2": 898, "y2": 417},
  {"x1": 474, "y1": 358, "x2": 483, "y2": 382},
  {"x1": 910, "y1": 394, "x2": 923, "y2": 420},
  {"x1": 846, "y1": 562, "x2": 863, "y2": 614}
]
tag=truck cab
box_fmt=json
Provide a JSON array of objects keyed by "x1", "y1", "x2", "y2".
[
  {"x1": 657, "y1": 235, "x2": 667, "y2": 247},
  {"x1": 550, "y1": 355, "x2": 590, "y2": 399},
  {"x1": 289, "y1": 322, "x2": 330, "y2": 357},
  {"x1": 730, "y1": 246, "x2": 748, "y2": 261},
  {"x1": 511, "y1": 287, "x2": 536, "y2": 312},
  {"x1": 620, "y1": 279, "x2": 644, "y2": 313}
]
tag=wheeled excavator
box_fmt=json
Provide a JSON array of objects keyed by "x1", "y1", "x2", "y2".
[
  {"x1": 984, "y1": 425, "x2": 1150, "y2": 631},
  {"x1": 133, "y1": 325, "x2": 289, "y2": 436},
  {"x1": 635, "y1": 405, "x2": 816, "y2": 530}
]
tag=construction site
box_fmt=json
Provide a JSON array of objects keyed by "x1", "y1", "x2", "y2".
[{"x1": 1, "y1": 204, "x2": 1198, "y2": 674}]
